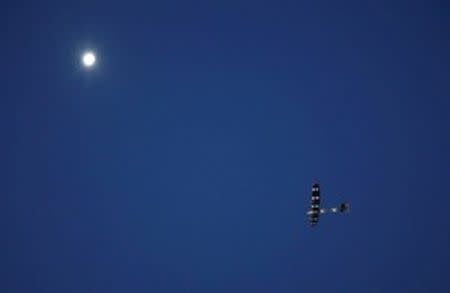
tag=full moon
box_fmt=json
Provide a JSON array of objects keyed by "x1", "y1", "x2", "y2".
[{"x1": 82, "y1": 51, "x2": 96, "y2": 68}]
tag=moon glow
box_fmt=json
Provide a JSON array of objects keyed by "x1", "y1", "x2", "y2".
[{"x1": 82, "y1": 52, "x2": 96, "y2": 67}]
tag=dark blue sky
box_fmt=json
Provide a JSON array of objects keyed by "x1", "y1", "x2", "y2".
[{"x1": 4, "y1": 1, "x2": 450, "y2": 292}]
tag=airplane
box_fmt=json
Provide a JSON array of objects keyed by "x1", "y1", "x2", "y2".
[{"x1": 306, "y1": 183, "x2": 350, "y2": 226}]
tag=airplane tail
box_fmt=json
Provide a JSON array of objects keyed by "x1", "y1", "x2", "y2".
[{"x1": 339, "y1": 202, "x2": 350, "y2": 213}]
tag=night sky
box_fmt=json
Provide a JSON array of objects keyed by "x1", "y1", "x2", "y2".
[{"x1": 4, "y1": 1, "x2": 450, "y2": 292}]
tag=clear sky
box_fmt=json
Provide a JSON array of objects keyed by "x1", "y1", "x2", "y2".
[{"x1": 3, "y1": 1, "x2": 450, "y2": 292}]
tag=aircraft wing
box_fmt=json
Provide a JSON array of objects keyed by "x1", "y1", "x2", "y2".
[{"x1": 308, "y1": 183, "x2": 321, "y2": 225}]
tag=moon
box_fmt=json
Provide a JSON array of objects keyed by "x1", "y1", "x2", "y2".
[{"x1": 82, "y1": 51, "x2": 96, "y2": 68}]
